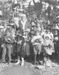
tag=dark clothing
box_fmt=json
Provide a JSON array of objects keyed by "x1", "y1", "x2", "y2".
[
  {"x1": 0, "y1": 38, "x2": 3, "y2": 59},
  {"x1": 16, "y1": 35, "x2": 25, "y2": 57}
]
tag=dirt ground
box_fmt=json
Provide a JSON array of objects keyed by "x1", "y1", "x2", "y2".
[{"x1": 0, "y1": 61, "x2": 59, "y2": 75}]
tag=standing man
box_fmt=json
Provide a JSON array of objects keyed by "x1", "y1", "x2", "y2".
[{"x1": 2, "y1": 26, "x2": 15, "y2": 63}]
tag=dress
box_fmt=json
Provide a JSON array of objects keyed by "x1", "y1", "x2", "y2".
[
  {"x1": 31, "y1": 35, "x2": 43, "y2": 55},
  {"x1": 24, "y1": 41, "x2": 30, "y2": 56},
  {"x1": 43, "y1": 32, "x2": 55, "y2": 55}
]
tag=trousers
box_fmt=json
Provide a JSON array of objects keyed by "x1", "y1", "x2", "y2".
[{"x1": 2, "y1": 43, "x2": 13, "y2": 62}]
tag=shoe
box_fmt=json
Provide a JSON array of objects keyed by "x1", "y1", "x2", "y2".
[
  {"x1": 15, "y1": 60, "x2": 20, "y2": 65},
  {"x1": 21, "y1": 58, "x2": 24, "y2": 66}
]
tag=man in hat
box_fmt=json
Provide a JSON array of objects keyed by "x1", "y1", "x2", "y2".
[{"x1": 2, "y1": 26, "x2": 16, "y2": 63}]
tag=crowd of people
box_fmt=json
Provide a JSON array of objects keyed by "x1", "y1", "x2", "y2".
[{"x1": 0, "y1": 0, "x2": 58, "y2": 67}]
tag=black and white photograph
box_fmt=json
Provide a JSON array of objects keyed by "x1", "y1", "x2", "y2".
[{"x1": 0, "y1": 0, "x2": 59, "y2": 75}]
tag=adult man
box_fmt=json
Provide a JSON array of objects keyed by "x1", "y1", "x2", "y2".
[{"x1": 2, "y1": 26, "x2": 16, "y2": 63}]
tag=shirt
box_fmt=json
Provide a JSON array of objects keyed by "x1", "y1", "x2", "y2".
[{"x1": 31, "y1": 35, "x2": 43, "y2": 45}]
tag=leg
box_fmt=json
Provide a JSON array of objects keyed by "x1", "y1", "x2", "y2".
[
  {"x1": 2, "y1": 44, "x2": 6, "y2": 63},
  {"x1": 37, "y1": 44, "x2": 42, "y2": 64},
  {"x1": 7, "y1": 44, "x2": 12, "y2": 63},
  {"x1": 34, "y1": 54, "x2": 37, "y2": 64},
  {"x1": 34, "y1": 47, "x2": 37, "y2": 64},
  {"x1": 20, "y1": 46, "x2": 25, "y2": 66},
  {"x1": 21, "y1": 57, "x2": 24, "y2": 66},
  {"x1": 15, "y1": 44, "x2": 21, "y2": 65}
]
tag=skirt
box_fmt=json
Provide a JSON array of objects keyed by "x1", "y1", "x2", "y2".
[
  {"x1": 17, "y1": 44, "x2": 25, "y2": 57},
  {"x1": 33, "y1": 43, "x2": 42, "y2": 55},
  {"x1": 24, "y1": 42, "x2": 30, "y2": 56}
]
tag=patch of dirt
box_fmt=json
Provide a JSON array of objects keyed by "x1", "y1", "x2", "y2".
[{"x1": 0, "y1": 62, "x2": 59, "y2": 75}]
